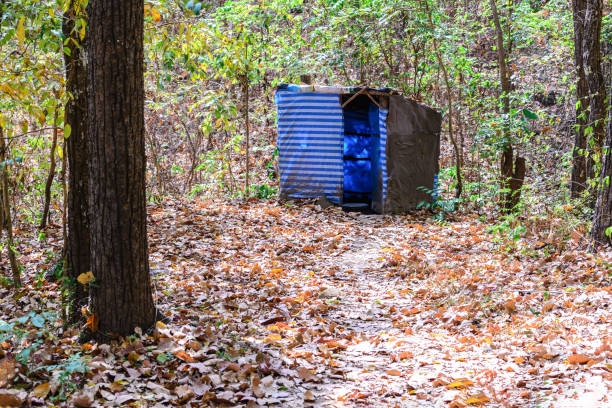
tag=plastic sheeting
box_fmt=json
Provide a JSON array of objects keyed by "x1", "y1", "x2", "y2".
[
  {"x1": 275, "y1": 90, "x2": 344, "y2": 203},
  {"x1": 384, "y1": 96, "x2": 441, "y2": 212},
  {"x1": 275, "y1": 85, "x2": 440, "y2": 213},
  {"x1": 342, "y1": 101, "x2": 377, "y2": 205}
]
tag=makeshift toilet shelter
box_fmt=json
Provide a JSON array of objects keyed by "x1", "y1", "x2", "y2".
[{"x1": 274, "y1": 84, "x2": 442, "y2": 213}]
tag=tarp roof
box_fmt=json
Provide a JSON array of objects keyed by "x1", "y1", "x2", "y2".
[{"x1": 277, "y1": 83, "x2": 395, "y2": 95}]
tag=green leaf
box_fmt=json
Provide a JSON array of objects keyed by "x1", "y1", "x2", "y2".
[
  {"x1": 156, "y1": 352, "x2": 169, "y2": 363},
  {"x1": 64, "y1": 124, "x2": 71, "y2": 139},
  {"x1": 30, "y1": 314, "x2": 45, "y2": 328},
  {"x1": 17, "y1": 347, "x2": 32, "y2": 364},
  {"x1": 16, "y1": 315, "x2": 29, "y2": 324},
  {"x1": 522, "y1": 108, "x2": 538, "y2": 120}
]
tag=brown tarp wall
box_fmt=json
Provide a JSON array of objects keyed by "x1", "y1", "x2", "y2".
[{"x1": 384, "y1": 95, "x2": 442, "y2": 213}]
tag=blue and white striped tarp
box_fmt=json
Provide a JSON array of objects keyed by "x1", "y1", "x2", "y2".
[
  {"x1": 378, "y1": 108, "x2": 389, "y2": 206},
  {"x1": 275, "y1": 90, "x2": 344, "y2": 203}
]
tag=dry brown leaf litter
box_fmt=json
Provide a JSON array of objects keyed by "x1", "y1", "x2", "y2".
[{"x1": 0, "y1": 199, "x2": 610, "y2": 407}]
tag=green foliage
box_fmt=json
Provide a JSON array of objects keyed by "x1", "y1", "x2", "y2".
[
  {"x1": 251, "y1": 183, "x2": 278, "y2": 199},
  {"x1": 38, "y1": 352, "x2": 89, "y2": 400},
  {"x1": 0, "y1": 311, "x2": 54, "y2": 364},
  {"x1": 416, "y1": 189, "x2": 460, "y2": 222},
  {"x1": 487, "y1": 213, "x2": 526, "y2": 243}
]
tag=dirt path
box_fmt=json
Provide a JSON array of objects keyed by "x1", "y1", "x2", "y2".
[{"x1": 221, "y1": 206, "x2": 610, "y2": 408}]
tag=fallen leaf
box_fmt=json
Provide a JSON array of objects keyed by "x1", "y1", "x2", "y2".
[
  {"x1": 542, "y1": 302, "x2": 555, "y2": 313},
  {"x1": 109, "y1": 381, "x2": 124, "y2": 392},
  {"x1": 71, "y1": 389, "x2": 94, "y2": 407},
  {"x1": 0, "y1": 358, "x2": 17, "y2": 387},
  {"x1": 0, "y1": 389, "x2": 26, "y2": 407},
  {"x1": 386, "y1": 368, "x2": 402, "y2": 376},
  {"x1": 567, "y1": 354, "x2": 590, "y2": 364},
  {"x1": 465, "y1": 393, "x2": 490, "y2": 404},
  {"x1": 298, "y1": 366, "x2": 320, "y2": 382},
  {"x1": 503, "y1": 300, "x2": 516, "y2": 314},
  {"x1": 86, "y1": 313, "x2": 99, "y2": 333},
  {"x1": 447, "y1": 378, "x2": 474, "y2": 389},
  {"x1": 32, "y1": 382, "x2": 50, "y2": 399},
  {"x1": 174, "y1": 350, "x2": 196, "y2": 363},
  {"x1": 77, "y1": 271, "x2": 95, "y2": 285},
  {"x1": 304, "y1": 390, "x2": 316, "y2": 401}
]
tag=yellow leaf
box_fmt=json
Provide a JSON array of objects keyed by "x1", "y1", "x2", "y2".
[
  {"x1": 32, "y1": 382, "x2": 50, "y2": 399},
  {"x1": 80, "y1": 23, "x2": 86, "y2": 41},
  {"x1": 16, "y1": 16, "x2": 25, "y2": 46},
  {"x1": 446, "y1": 378, "x2": 474, "y2": 389},
  {"x1": 155, "y1": 321, "x2": 167, "y2": 330},
  {"x1": 57, "y1": 144, "x2": 63, "y2": 160},
  {"x1": 77, "y1": 271, "x2": 94, "y2": 285},
  {"x1": 151, "y1": 8, "x2": 161, "y2": 22},
  {"x1": 263, "y1": 333, "x2": 282, "y2": 344}
]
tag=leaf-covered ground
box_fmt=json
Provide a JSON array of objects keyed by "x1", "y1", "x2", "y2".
[{"x1": 1, "y1": 199, "x2": 611, "y2": 407}]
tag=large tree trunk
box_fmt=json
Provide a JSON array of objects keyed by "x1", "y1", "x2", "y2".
[
  {"x1": 592, "y1": 76, "x2": 612, "y2": 247},
  {"x1": 583, "y1": 0, "x2": 606, "y2": 159},
  {"x1": 63, "y1": 2, "x2": 90, "y2": 322},
  {"x1": 87, "y1": 0, "x2": 155, "y2": 337},
  {"x1": 570, "y1": 0, "x2": 605, "y2": 197},
  {"x1": 490, "y1": 0, "x2": 525, "y2": 211}
]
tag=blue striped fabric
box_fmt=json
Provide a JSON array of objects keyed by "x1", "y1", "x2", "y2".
[
  {"x1": 275, "y1": 90, "x2": 344, "y2": 203},
  {"x1": 379, "y1": 108, "x2": 389, "y2": 206}
]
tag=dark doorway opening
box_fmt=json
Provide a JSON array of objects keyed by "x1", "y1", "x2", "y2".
[{"x1": 340, "y1": 93, "x2": 381, "y2": 212}]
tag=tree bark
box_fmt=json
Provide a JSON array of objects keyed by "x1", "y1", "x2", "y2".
[
  {"x1": 490, "y1": 0, "x2": 525, "y2": 211},
  {"x1": 570, "y1": 0, "x2": 605, "y2": 197},
  {"x1": 87, "y1": 0, "x2": 155, "y2": 337},
  {"x1": 583, "y1": 0, "x2": 606, "y2": 160},
  {"x1": 591, "y1": 75, "x2": 612, "y2": 247},
  {"x1": 63, "y1": 2, "x2": 90, "y2": 322}
]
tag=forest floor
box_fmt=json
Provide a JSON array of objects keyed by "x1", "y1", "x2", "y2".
[{"x1": 1, "y1": 199, "x2": 611, "y2": 407}]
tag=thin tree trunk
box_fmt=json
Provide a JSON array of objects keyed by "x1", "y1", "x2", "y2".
[
  {"x1": 88, "y1": 0, "x2": 155, "y2": 338},
  {"x1": 0, "y1": 128, "x2": 21, "y2": 288},
  {"x1": 39, "y1": 107, "x2": 59, "y2": 229},
  {"x1": 63, "y1": 2, "x2": 90, "y2": 323},
  {"x1": 490, "y1": 0, "x2": 526, "y2": 211},
  {"x1": 423, "y1": 0, "x2": 463, "y2": 199},
  {"x1": 61, "y1": 133, "x2": 68, "y2": 325},
  {"x1": 242, "y1": 69, "x2": 250, "y2": 197}
]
